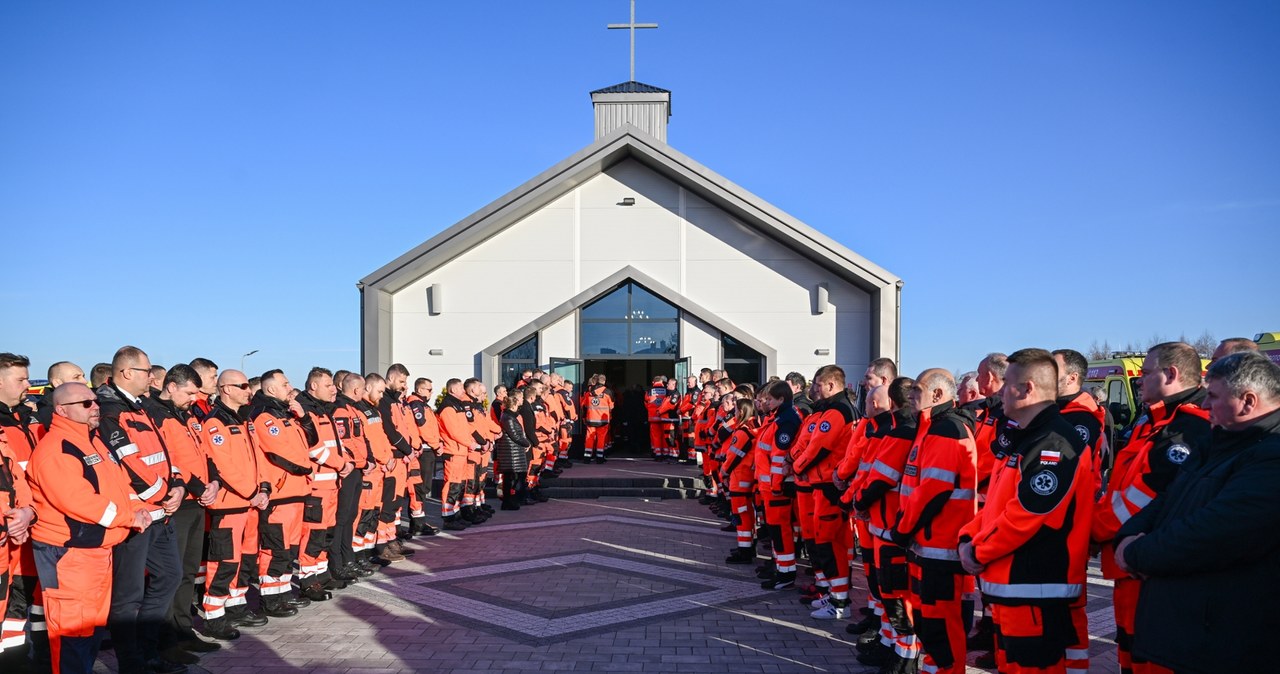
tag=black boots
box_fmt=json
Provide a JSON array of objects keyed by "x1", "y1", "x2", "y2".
[{"x1": 725, "y1": 548, "x2": 755, "y2": 565}]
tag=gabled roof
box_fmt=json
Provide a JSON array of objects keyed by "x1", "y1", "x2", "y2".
[
  {"x1": 590, "y1": 81, "x2": 670, "y2": 95},
  {"x1": 360, "y1": 125, "x2": 900, "y2": 294}
]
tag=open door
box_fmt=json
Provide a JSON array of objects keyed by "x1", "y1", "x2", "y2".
[
  {"x1": 674, "y1": 356, "x2": 692, "y2": 395},
  {"x1": 549, "y1": 358, "x2": 583, "y2": 389}
]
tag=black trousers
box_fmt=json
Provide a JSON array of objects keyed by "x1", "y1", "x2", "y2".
[
  {"x1": 329, "y1": 473, "x2": 362, "y2": 571},
  {"x1": 165, "y1": 502, "x2": 205, "y2": 644},
  {"x1": 110, "y1": 520, "x2": 182, "y2": 674}
]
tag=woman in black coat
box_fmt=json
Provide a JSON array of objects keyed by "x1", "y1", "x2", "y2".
[{"x1": 495, "y1": 392, "x2": 533, "y2": 510}]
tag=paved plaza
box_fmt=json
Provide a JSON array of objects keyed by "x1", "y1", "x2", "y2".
[{"x1": 97, "y1": 460, "x2": 1119, "y2": 673}]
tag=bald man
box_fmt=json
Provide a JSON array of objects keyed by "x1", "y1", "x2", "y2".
[
  {"x1": 28, "y1": 383, "x2": 151, "y2": 674},
  {"x1": 1211, "y1": 336, "x2": 1258, "y2": 363},
  {"x1": 889, "y1": 368, "x2": 978, "y2": 674},
  {"x1": 37, "y1": 361, "x2": 87, "y2": 429}
]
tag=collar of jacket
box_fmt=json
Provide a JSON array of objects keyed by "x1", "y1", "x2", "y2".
[
  {"x1": 891, "y1": 407, "x2": 917, "y2": 430},
  {"x1": 49, "y1": 412, "x2": 94, "y2": 444},
  {"x1": 96, "y1": 383, "x2": 142, "y2": 411},
  {"x1": 381, "y1": 388, "x2": 403, "y2": 407},
  {"x1": 923, "y1": 400, "x2": 957, "y2": 423},
  {"x1": 0, "y1": 400, "x2": 29, "y2": 426},
  {"x1": 1056, "y1": 390, "x2": 1097, "y2": 415},
  {"x1": 295, "y1": 390, "x2": 333, "y2": 416},
  {"x1": 438, "y1": 394, "x2": 467, "y2": 413},
  {"x1": 1209, "y1": 406, "x2": 1280, "y2": 455},
  {"x1": 1149, "y1": 386, "x2": 1205, "y2": 424},
  {"x1": 870, "y1": 409, "x2": 894, "y2": 434},
  {"x1": 334, "y1": 393, "x2": 359, "y2": 409},
  {"x1": 143, "y1": 394, "x2": 188, "y2": 422},
  {"x1": 213, "y1": 398, "x2": 247, "y2": 424},
  {"x1": 247, "y1": 391, "x2": 290, "y2": 419}
]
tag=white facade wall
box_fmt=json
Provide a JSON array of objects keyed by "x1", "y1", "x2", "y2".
[{"x1": 388, "y1": 159, "x2": 872, "y2": 387}]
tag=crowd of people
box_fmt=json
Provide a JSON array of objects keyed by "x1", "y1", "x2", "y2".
[
  {"x1": 682, "y1": 339, "x2": 1277, "y2": 674},
  {"x1": 0, "y1": 349, "x2": 593, "y2": 674},
  {"x1": 1, "y1": 337, "x2": 1276, "y2": 674}
]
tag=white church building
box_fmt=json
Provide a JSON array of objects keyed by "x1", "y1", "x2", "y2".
[{"x1": 358, "y1": 81, "x2": 902, "y2": 391}]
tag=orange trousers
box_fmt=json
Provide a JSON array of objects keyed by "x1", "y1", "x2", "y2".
[{"x1": 32, "y1": 542, "x2": 112, "y2": 674}]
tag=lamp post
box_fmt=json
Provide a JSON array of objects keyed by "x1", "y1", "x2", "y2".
[{"x1": 241, "y1": 349, "x2": 259, "y2": 372}]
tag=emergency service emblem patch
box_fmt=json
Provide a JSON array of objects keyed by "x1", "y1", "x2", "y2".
[
  {"x1": 268, "y1": 426, "x2": 281, "y2": 436},
  {"x1": 1075, "y1": 425, "x2": 1090, "y2": 443},
  {"x1": 83, "y1": 453, "x2": 102, "y2": 466},
  {"x1": 211, "y1": 435, "x2": 225, "y2": 446},
  {"x1": 1030, "y1": 470, "x2": 1058, "y2": 496},
  {"x1": 778, "y1": 433, "x2": 790, "y2": 445},
  {"x1": 997, "y1": 434, "x2": 1011, "y2": 448},
  {"x1": 908, "y1": 447, "x2": 918, "y2": 462},
  {"x1": 819, "y1": 421, "x2": 831, "y2": 433},
  {"x1": 1167, "y1": 444, "x2": 1191, "y2": 464},
  {"x1": 808, "y1": 422, "x2": 816, "y2": 433}
]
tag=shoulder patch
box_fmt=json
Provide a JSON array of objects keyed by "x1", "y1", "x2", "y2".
[
  {"x1": 1074, "y1": 425, "x2": 1090, "y2": 444},
  {"x1": 818, "y1": 420, "x2": 831, "y2": 433},
  {"x1": 1167, "y1": 444, "x2": 1191, "y2": 464},
  {"x1": 211, "y1": 435, "x2": 226, "y2": 446},
  {"x1": 1030, "y1": 470, "x2": 1058, "y2": 496},
  {"x1": 83, "y1": 453, "x2": 102, "y2": 466},
  {"x1": 268, "y1": 426, "x2": 281, "y2": 436},
  {"x1": 191, "y1": 423, "x2": 202, "y2": 432}
]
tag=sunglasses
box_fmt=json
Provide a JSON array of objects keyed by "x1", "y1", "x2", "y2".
[
  {"x1": 61, "y1": 399, "x2": 98, "y2": 409},
  {"x1": 221, "y1": 382, "x2": 251, "y2": 391}
]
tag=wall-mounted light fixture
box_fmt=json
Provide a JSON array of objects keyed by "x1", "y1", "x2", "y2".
[
  {"x1": 815, "y1": 283, "x2": 829, "y2": 315},
  {"x1": 427, "y1": 284, "x2": 442, "y2": 315},
  {"x1": 429, "y1": 349, "x2": 444, "y2": 356},
  {"x1": 618, "y1": 197, "x2": 636, "y2": 206},
  {"x1": 815, "y1": 348, "x2": 831, "y2": 356}
]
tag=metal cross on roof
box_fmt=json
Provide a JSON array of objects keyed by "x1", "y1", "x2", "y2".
[{"x1": 607, "y1": 0, "x2": 658, "y2": 82}]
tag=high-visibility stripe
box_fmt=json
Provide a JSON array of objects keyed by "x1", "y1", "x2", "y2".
[
  {"x1": 1111, "y1": 492, "x2": 1132, "y2": 525},
  {"x1": 0, "y1": 634, "x2": 26, "y2": 649},
  {"x1": 1124, "y1": 484, "x2": 1153, "y2": 509},
  {"x1": 920, "y1": 467, "x2": 956, "y2": 482},
  {"x1": 771, "y1": 467, "x2": 786, "y2": 474},
  {"x1": 868, "y1": 524, "x2": 889, "y2": 539},
  {"x1": 775, "y1": 554, "x2": 795, "y2": 562},
  {"x1": 149, "y1": 509, "x2": 166, "y2": 521},
  {"x1": 324, "y1": 440, "x2": 338, "y2": 448},
  {"x1": 979, "y1": 579, "x2": 1082, "y2": 599},
  {"x1": 98, "y1": 501, "x2": 119, "y2": 527},
  {"x1": 139, "y1": 476, "x2": 166, "y2": 500},
  {"x1": 312, "y1": 472, "x2": 338, "y2": 481},
  {"x1": 18, "y1": 460, "x2": 27, "y2": 471},
  {"x1": 310, "y1": 447, "x2": 331, "y2": 465},
  {"x1": 872, "y1": 460, "x2": 902, "y2": 481},
  {"x1": 950, "y1": 489, "x2": 975, "y2": 500},
  {"x1": 116, "y1": 443, "x2": 140, "y2": 458},
  {"x1": 770, "y1": 455, "x2": 786, "y2": 464},
  {"x1": 140, "y1": 451, "x2": 167, "y2": 466},
  {"x1": 911, "y1": 544, "x2": 960, "y2": 561},
  {"x1": 1066, "y1": 648, "x2": 1090, "y2": 659},
  {"x1": 899, "y1": 484, "x2": 914, "y2": 495}
]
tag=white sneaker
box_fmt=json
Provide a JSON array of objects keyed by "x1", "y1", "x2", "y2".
[
  {"x1": 810, "y1": 604, "x2": 850, "y2": 620},
  {"x1": 810, "y1": 595, "x2": 831, "y2": 610}
]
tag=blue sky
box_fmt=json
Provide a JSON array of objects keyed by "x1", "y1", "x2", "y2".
[{"x1": 2, "y1": 1, "x2": 1277, "y2": 384}]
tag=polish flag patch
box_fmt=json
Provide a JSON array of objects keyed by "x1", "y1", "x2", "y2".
[{"x1": 1040, "y1": 450, "x2": 1061, "y2": 466}]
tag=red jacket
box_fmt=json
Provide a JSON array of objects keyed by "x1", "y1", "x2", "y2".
[
  {"x1": 891, "y1": 401, "x2": 978, "y2": 561},
  {"x1": 1090, "y1": 387, "x2": 1210, "y2": 578},
  {"x1": 961, "y1": 403, "x2": 1093, "y2": 604},
  {"x1": 28, "y1": 415, "x2": 139, "y2": 548},
  {"x1": 202, "y1": 402, "x2": 266, "y2": 510}
]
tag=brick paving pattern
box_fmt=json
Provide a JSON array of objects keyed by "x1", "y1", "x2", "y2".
[{"x1": 90, "y1": 460, "x2": 1119, "y2": 673}]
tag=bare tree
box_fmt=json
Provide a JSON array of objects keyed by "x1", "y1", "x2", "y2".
[
  {"x1": 1087, "y1": 340, "x2": 1112, "y2": 360},
  {"x1": 1191, "y1": 330, "x2": 1216, "y2": 357}
]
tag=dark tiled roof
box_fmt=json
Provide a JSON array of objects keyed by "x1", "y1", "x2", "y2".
[{"x1": 590, "y1": 81, "x2": 670, "y2": 95}]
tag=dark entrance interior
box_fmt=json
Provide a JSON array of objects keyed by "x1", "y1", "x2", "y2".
[{"x1": 584, "y1": 358, "x2": 675, "y2": 455}]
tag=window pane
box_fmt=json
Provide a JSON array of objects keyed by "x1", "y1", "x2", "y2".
[
  {"x1": 582, "y1": 322, "x2": 629, "y2": 355},
  {"x1": 499, "y1": 362, "x2": 526, "y2": 389},
  {"x1": 503, "y1": 335, "x2": 538, "y2": 360},
  {"x1": 582, "y1": 286, "x2": 630, "y2": 320},
  {"x1": 631, "y1": 284, "x2": 678, "y2": 320},
  {"x1": 633, "y1": 321, "x2": 679, "y2": 355}
]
